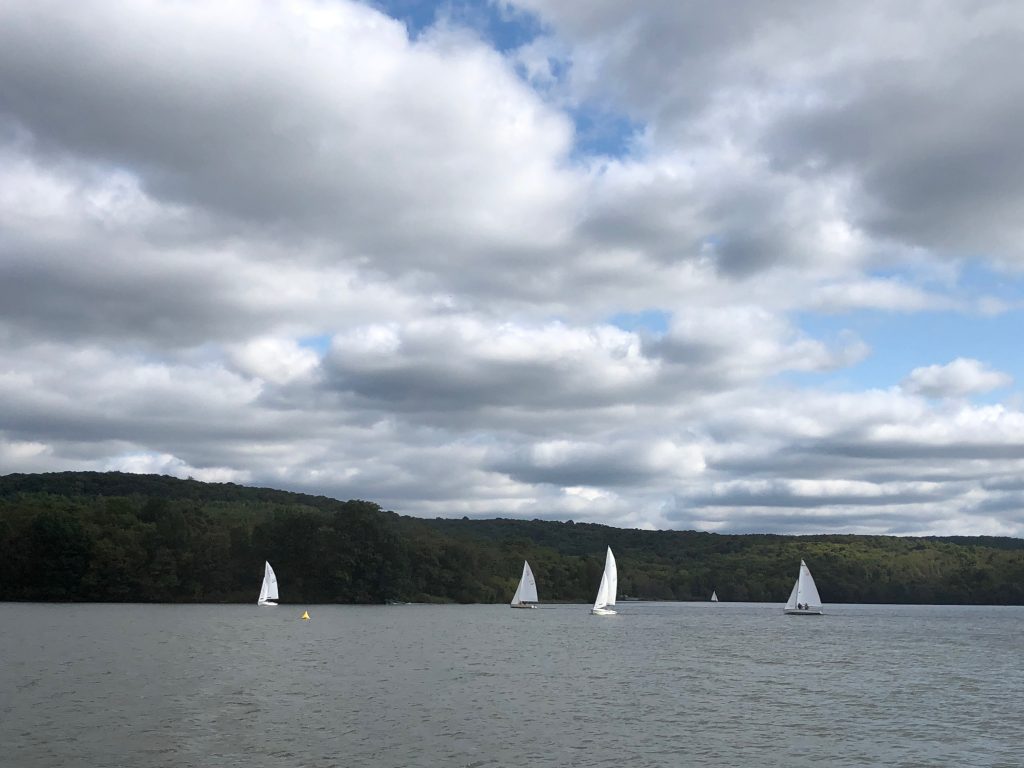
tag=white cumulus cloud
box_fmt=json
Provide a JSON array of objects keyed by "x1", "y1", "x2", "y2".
[{"x1": 902, "y1": 358, "x2": 1012, "y2": 398}]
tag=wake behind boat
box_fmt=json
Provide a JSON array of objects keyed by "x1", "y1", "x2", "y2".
[
  {"x1": 258, "y1": 561, "x2": 279, "y2": 606},
  {"x1": 784, "y1": 559, "x2": 823, "y2": 615},
  {"x1": 510, "y1": 560, "x2": 539, "y2": 609},
  {"x1": 591, "y1": 547, "x2": 618, "y2": 616}
]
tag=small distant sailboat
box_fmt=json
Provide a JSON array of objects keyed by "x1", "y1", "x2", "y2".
[
  {"x1": 510, "y1": 560, "x2": 539, "y2": 609},
  {"x1": 301, "y1": 610, "x2": 310, "y2": 621},
  {"x1": 710, "y1": 590, "x2": 719, "y2": 602},
  {"x1": 591, "y1": 547, "x2": 618, "y2": 616},
  {"x1": 258, "y1": 561, "x2": 279, "y2": 607},
  {"x1": 784, "y1": 559, "x2": 823, "y2": 615}
]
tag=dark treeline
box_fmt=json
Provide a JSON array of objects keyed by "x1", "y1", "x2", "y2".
[{"x1": 2, "y1": 471, "x2": 1023, "y2": 605}]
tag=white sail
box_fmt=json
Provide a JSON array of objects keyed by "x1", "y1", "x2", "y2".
[
  {"x1": 605, "y1": 547, "x2": 618, "y2": 606},
  {"x1": 510, "y1": 560, "x2": 539, "y2": 606},
  {"x1": 593, "y1": 570, "x2": 610, "y2": 610},
  {"x1": 785, "y1": 560, "x2": 822, "y2": 612},
  {"x1": 592, "y1": 547, "x2": 617, "y2": 610},
  {"x1": 258, "y1": 561, "x2": 279, "y2": 606},
  {"x1": 797, "y1": 560, "x2": 822, "y2": 607},
  {"x1": 710, "y1": 590, "x2": 718, "y2": 602},
  {"x1": 785, "y1": 579, "x2": 799, "y2": 610}
]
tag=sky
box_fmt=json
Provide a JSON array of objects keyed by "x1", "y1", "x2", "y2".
[{"x1": 2, "y1": 0, "x2": 1024, "y2": 536}]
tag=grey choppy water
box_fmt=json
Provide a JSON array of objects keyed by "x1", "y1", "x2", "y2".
[{"x1": 1, "y1": 602, "x2": 1021, "y2": 767}]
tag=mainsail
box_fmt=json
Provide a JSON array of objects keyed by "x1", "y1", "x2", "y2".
[
  {"x1": 593, "y1": 547, "x2": 618, "y2": 611},
  {"x1": 510, "y1": 560, "x2": 539, "y2": 606},
  {"x1": 605, "y1": 547, "x2": 617, "y2": 607},
  {"x1": 258, "y1": 561, "x2": 279, "y2": 606}
]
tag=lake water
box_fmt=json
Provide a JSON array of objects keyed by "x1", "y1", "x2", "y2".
[{"x1": 1, "y1": 602, "x2": 1021, "y2": 767}]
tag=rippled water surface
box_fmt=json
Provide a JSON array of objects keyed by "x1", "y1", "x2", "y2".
[{"x1": 2, "y1": 602, "x2": 1021, "y2": 767}]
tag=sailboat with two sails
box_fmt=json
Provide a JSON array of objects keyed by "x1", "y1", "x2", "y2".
[
  {"x1": 510, "y1": 560, "x2": 539, "y2": 608},
  {"x1": 784, "y1": 559, "x2": 823, "y2": 615},
  {"x1": 257, "y1": 561, "x2": 279, "y2": 607},
  {"x1": 591, "y1": 547, "x2": 618, "y2": 616}
]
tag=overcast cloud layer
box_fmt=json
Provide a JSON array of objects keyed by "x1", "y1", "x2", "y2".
[{"x1": 2, "y1": 0, "x2": 1024, "y2": 536}]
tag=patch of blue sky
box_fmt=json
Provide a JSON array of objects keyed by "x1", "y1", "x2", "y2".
[
  {"x1": 298, "y1": 334, "x2": 332, "y2": 355},
  {"x1": 367, "y1": 0, "x2": 436, "y2": 37},
  {"x1": 608, "y1": 309, "x2": 670, "y2": 337},
  {"x1": 569, "y1": 105, "x2": 643, "y2": 160},
  {"x1": 369, "y1": 0, "x2": 544, "y2": 51},
  {"x1": 955, "y1": 259, "x2": 1024, "y2": 305},
  {"x1": 785, "y1": 308, "x2": 1023, "y2": 398}
]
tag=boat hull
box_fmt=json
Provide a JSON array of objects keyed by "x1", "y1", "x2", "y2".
[
  {"x1": 258, "y1": 601, "x2": 278, "y2": 607},
  {"x1": 510, "y1": 603, "x2": 537, "y2": 609},
  {"x1": 784, "y1": 608, "x2": 823, "y2": 615},
  {"x1": 591, "y1": 607, "x2": 617, "y2": 615}
]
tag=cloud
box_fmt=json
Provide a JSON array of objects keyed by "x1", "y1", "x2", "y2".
[
  {"x1": 228, "y1": 337, "x2": 320, "y2": 385},
  {"x1": 0, "y1": 0, "x2": 577, "y2": 275},
  {"x1": 765, "y1": 25, "x2": 1024, "y2": 265},
  {"x1": 514, "y1": 0, "x2": 1024, "y2": 272},
  {"x1": 322, "y1": 317, "x2": 658, "y2": 414},
  {"x1": 1, "y1": 0, "x2": 1023, "y2": 538},
  {"x1": 490, "y1": 437, "x2": 705, "y2": 488},
  {"x1": 4, "y1": 326, "x2": 1024, "y2": 534},
  {"x1": 901, "y1": 358, "x2": 1012, "y2": 398},
  {"x1": 104, "y1": 452, "x2": 251, "y2": 485}
]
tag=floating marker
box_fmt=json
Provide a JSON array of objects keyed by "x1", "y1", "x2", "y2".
[{"x1": 301, "y1": 610, "x2": 310, "y2": 620}]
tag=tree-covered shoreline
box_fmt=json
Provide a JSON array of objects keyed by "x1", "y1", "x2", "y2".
[{"x1": 2, "y1": 471, "x2": 1022, "y2": 605}]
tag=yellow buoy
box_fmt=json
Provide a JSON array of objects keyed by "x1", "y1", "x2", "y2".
[{"x1": 301, "y1": 610, "x2": 310, "y2": 620}]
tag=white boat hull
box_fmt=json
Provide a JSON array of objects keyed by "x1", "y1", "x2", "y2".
[
  {"x1": 258, "y1": 601, "x2": 278, "y2": 607},
  {"x1": 591, "y1": 607, "x2": 617, "y2": 615},
  {"x1": 510, "y1": 603, "x2": 537, "y2": 609},
  {"x1": 784, "y1": 608, "x2": 822, "y2": 615}
]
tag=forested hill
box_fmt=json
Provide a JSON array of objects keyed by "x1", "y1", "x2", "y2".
[{"x1": 2, "y1": 471, "x2": 1023, "y2": 605}]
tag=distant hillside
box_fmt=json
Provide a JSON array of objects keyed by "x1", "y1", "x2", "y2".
[{"x1": 2, "y1": 471, "x2": 1023, "y2": 604}]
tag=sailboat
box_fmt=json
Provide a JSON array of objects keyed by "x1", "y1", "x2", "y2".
[
  {"x1": 590, "y1": 547, "x2": 618, "y2": 616},
  {"x1": 510, "y1": 560, "x2": 539, "y2": 609},
  {"x1": 257, "y1": 561, "x2": 279, "y2": 607},
  {"x1": 784, "y1": 559, "x2": 823, "y2": 615},
  {"x1": 710, "y1": 590, "x2": 719, "y2": 602}
]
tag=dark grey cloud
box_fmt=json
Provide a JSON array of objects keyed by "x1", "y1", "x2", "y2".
[
  {"x1": 318, "y1": 319, "x2": 658, "y2": 416},
  {"x1": 981, "y1": 476, "x2": 1024, "y2": 493},
  {"x1": 0, "y1": 247, "x2": 244, "y2": 347},
  {"x1": 687, "y1": 484, "x2": 941, "y2": 510},
  {"x1": 515, "y1": 0, "x2": 803, "y2": 124},
  {"x1": 818, "y1": 441, "x2": 1024, "y2": 462},
  {"x1": 323, "y1": 352, "x2": 604, "y2": 413},
  {"x1": 576, "y1": 170, "x2": 808, "y2": 277},
  {"x1": 765, "y1": 31, "x2": 1024, "y2": 262},
  {"x1": 708, "y1": 442, "x2": 1024, "y2": 490},
  {"x1": 487, "y1": 444, "x2": 661, "y2": 488},
  {"x1": 518, "y1": 0, "x2": 1024, "y2": 273}
]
